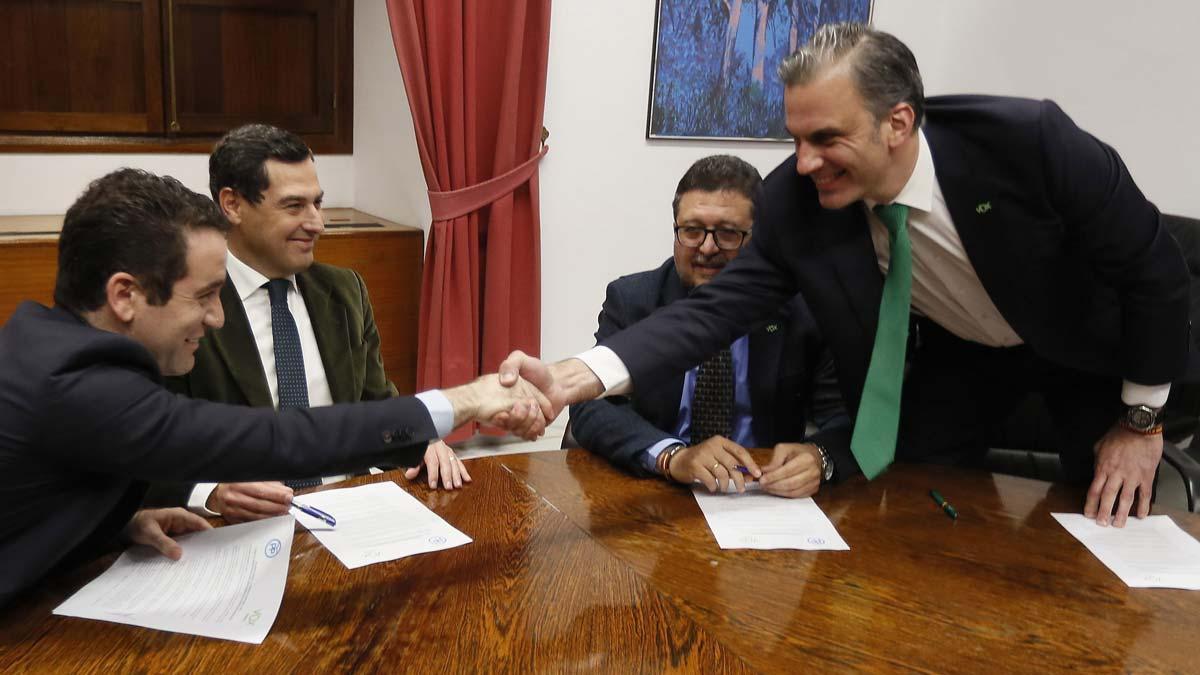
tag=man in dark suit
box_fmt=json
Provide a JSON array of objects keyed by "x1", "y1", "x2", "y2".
[
  {"x1": 569, "y1": 155, "x2": 845, "y2": 497},
  {"x1": 501, "y1": 24, "x2": 1189, "y2": 528},
  {"x1": 0, "y1": 168, "x2": 549, "y2": 606},
  {"x1": 151, "y1": 125, "x2": 466, "y2": 524}
]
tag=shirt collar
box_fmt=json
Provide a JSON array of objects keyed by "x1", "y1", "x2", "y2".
[
  {"x1": 866, "y1": 128, "x2": 935, "y2": 213},
  {"x1": 225, "y1": 250, "x2": 296, "y2": 302}
]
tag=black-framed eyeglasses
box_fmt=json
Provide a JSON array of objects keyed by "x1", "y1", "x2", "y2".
[{"x1": 673, "y1": 225, "x2": 751, "y2": 251}]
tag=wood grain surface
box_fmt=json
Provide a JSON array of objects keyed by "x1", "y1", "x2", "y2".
[{"x1": 1, "y1": 450, "x2": 1196, "y2": 674}]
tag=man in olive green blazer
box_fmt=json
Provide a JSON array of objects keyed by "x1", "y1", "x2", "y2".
[
  {"x1": 147, "y1": 124, "x2": 469, "y2": 522},
  {"x1": 176, "y1": 263, "x2": 396, "y2": 409}
]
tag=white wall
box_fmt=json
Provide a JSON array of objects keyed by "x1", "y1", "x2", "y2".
[
  {"x1": 0, "y1": 153, "x2": 354, "y2": 217},
  {"x1": 537, "y1": 0, "x2": 1200, "y2": 363},
  {"x1": 930, "y1": 0, "x2": 1199, "y2": 218},
  {"x1": 352, "y1": 0, "x2": 430, "y2": 227}
]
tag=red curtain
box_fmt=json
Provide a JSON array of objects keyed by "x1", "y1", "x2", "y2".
[{"x1": 387, "y1": 0, "x2": 550, "y2": 438}]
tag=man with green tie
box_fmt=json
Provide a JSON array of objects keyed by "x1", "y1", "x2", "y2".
[{"x1": 498, "y1": 23, "x2": 1189, "y2": 529}]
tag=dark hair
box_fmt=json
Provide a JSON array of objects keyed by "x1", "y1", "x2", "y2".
[
  {"x1": 208, "y1": 123, "x2": 313, "y2": 204},
  {"x1": 54, "y1": 168, "x2": 229, "y2": 313},
  {"x1": 778, "y1": 23, "x2": 925, "y2": 127},
  {"x1": 671, "y1": 155, "x2": 764, "y2": 220}
]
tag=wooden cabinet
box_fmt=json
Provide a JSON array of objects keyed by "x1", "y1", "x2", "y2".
[
  {"x1": 0, "y1": 0, "x2": 352, "y2": 153},
  {"x1": 0, "y1": 0, "x2": 164, "y2": 134},
  {"x1": 0, "y1": 209, "x2": 422, "y2": 393}
]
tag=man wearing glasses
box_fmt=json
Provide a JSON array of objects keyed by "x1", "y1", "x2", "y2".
[{"x1": 569, "y1": 155, "x2": 846, "y2": 498}]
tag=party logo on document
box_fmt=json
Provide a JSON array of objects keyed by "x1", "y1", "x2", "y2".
[{"x1": 264, "y1": 539, "x2": 282, "y2": 558}]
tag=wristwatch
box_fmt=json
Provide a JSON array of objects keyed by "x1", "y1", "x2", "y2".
[
  {"x1": 812, "y1": 443, "x2": 835, "y2": 482},
  {"x1": 1120, "y1": 404, "x2": 1165, "y2": 434}
]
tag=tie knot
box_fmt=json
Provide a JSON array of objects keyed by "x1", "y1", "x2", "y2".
[
  {"x1": 265, "y1": 279, "x2": 291, "y2": 306},
  {"x1": 873, "y1": 203, "x2": 909, "y2": 237}
]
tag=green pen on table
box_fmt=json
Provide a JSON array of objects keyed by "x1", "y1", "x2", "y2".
[{"x1": 929, "y1": 489, "x2": 958, "y2": 520}]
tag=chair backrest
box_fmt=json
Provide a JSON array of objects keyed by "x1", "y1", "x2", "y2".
[{"x1": 1162, "y1": 213, "x2": 1200, "y2": 439}]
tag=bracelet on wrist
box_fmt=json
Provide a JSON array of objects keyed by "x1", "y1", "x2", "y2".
[{"x1": 660, "y1": 443, "x2": 685, "y2": 478}]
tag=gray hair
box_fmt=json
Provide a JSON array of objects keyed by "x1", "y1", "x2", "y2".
[{"x1": 778, "y1": 23, "x2": 924, "y2": 127}]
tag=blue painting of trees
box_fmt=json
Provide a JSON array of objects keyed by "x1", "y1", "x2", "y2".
[{"x1": 648, "y1": 0, "x2": 872, "y2": 140}]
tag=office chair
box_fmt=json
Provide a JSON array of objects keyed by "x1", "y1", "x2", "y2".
[{"x1": 985, "y1": 213, "x2": 1200, "y2": 511}]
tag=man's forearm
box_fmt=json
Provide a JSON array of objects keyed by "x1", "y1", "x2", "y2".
[
  {"x1": 549, "y1": 358, "x2": 606, "y2": 405},
  {"x1": 442, "y1": 382, "x2": 483, "y2": 429}
]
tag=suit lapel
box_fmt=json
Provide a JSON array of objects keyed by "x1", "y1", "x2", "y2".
[
  {"x1": 747, "y1": 311, "x2": 786, "y2": 440},
  {"x1": 823, "y1": 206, "x2": 884, "y2": 340},
  {"x1": 924, "y1": 123, "x2": 1029, "y2": 338},
  {"x1": 651, "y1": 267, "x2": 690, "y2": 429},
  {"x1": 210, "y1": 277, "x2": 273, "y2": 407},
  {"x1": 299, "y1": 270, "x2": 354, "y2": 403}
]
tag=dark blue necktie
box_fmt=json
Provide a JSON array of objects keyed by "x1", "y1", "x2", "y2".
[
  {"x1": 691, "y1": 348, "x2": 733, "y2": 444},
  {"x1": 266, "y1": 279, "x2": 320, "y2": 490}
]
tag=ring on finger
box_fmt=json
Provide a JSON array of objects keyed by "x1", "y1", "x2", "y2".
[{"x1": 710, "y1": 462, "x2": 722, "y2": 473}]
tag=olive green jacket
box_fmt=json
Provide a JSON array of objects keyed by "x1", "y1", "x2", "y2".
[{"x1": 144, "y1": 262, "x2": 401, "y2": 506}]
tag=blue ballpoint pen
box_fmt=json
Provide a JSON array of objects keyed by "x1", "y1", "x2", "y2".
[{"x1": 292, "y1": 501, "x2": 337, "y2": 527}]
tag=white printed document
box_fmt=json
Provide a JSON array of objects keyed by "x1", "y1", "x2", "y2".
[
  {"x1": 693, "y1": 484, "x2": 849, "y2": 550},
  {"x1": 54, "y1": 515, "x2": 294, "y2": 643},
  {"x1": 293, "y1": 481, "x2": 471, "y2": 568},
  {"x1": 1052, "y1": 513, "x2": 1200, "y2": 589}
]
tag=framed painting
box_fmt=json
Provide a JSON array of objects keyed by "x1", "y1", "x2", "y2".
[{"x1": 646, "y1": 0, "x2": 874, "y2": 141}]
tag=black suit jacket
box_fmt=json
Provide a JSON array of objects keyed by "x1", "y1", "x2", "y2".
[
  {"x1": 147, "y1": 263, "x2": 401, "y2": 506},
  {"x1": 602, "y1": 96, "x2": 1191, "y2": 478},
  {"x1": 570, "y1": 259, "x2": 844, "y2": 476},
  {"x1": 0, "y1": 303, "x2": 431, "y2": 606}
]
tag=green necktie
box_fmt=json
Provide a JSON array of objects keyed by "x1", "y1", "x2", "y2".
[{"x1": 850, "y1": 203, "x2": 912, "y2": 479}]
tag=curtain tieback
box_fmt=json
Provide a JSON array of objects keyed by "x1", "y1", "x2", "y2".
[{"x1": 427, "y1": 144, "x2": 549, "y2": 222}]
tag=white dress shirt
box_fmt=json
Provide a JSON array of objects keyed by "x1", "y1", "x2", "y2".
[
  {"x1": 577, "y1": 132, "x2": 1169, "y2": 408},
  {"x1": 187, "y1": 252, "x2": 347, "y2": 514}
]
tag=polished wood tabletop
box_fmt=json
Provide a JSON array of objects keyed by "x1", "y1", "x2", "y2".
[{"x1": 1, "y1": 450, "x2": 1197, "y2": 674}]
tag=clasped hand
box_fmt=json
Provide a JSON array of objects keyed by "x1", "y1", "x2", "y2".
[{"x1": 667, "y1": 438, "x2": 823, "y2": 498}]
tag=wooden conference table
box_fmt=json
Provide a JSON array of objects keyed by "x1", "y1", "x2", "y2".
[{"x1": 1, "y1": 450, "x2": 1197, "y2": 673}]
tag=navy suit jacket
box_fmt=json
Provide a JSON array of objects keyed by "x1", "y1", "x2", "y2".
[
  {"x1": 570, "y1": 258, "x2": 844, "y2": 476},
  {"x1": 602, "y1": 96, "x2": 1190, "y2": 478},
  {"x1": 0, "y1": 303, "x2": 432, "y2": 606}
]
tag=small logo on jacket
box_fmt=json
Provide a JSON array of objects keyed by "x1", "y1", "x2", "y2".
[{"x1": 975, "y1": 201, "x2": 992, "y2": 214}]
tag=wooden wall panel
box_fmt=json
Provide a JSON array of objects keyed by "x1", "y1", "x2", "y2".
[
  {"x1": 0, "y1": 0, "x2": 162, "y2": 133},
  {"x1": 171, "y1": 0, "x2": 334, "y2": 135},
  {"x1": 314, "y1": 228, "x2": 424, "y2": 395},
  {"x1": 0, "y1": 240, "x2": 58, "y2": 322},
  {"x1": 0, "y1": 210, "x2": 422, "y2": 394}
]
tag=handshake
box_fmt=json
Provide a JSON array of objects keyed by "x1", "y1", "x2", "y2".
[{"x1": 441, "y1": 351, "x2": 602, "y2": 441}]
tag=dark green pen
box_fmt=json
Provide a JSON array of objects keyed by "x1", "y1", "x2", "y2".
[{"x1": 929, "y1": 489, "x2": 958, "y2": 520}]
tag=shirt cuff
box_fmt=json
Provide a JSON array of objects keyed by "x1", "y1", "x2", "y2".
[
  {"x1": 641, "y1": 438, "x2": 685, "y2": 475},
  {"x1": 415, "y1": 389, "x2": 455, "y2": 438},
  {"x1": 1122, "y1": 381, "x2": 1171, "y2": 408},
  {"x1": 187, "y1": 483, "x2": 220, "y2": 517},
  {"x1": 574, "y1": 346, "x2": 632, "y2": 396}
]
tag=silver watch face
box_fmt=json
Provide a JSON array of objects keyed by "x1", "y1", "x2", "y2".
[
  {"x1": 1127, "y1": 405, "x2": 1160, "y2": 430},
  {"x1": 817, "y1": 448, "x2": 834, "y2": 481}
]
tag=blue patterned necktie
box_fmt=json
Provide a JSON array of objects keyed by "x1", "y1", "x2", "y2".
[
  {"x1": 690, "y1": 348, "x2": 733, "y2": 444},
  {"x1": 266, "y1": 279, "x2": 320, "y2": 490}
]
